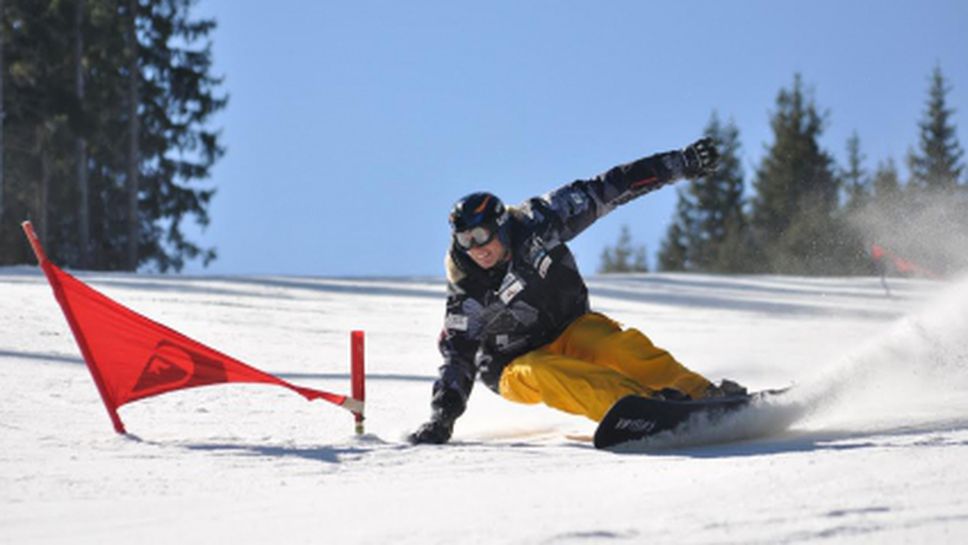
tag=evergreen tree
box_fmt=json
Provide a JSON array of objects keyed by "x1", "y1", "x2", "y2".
[
  {"x1": 0, "y1": 0, "x2": 226, "y2": 271},
  {"x1": 134, "y1": 0, "x2": 227, "y2": 271},
  {"x1": 599, "y1": 224, "x2": 648, "y2": 273},
  {"x1": 832, "y1": 131, "x2": 875, "y2": 275},
  {"x1": 657, "y1": 195, "x2": 690, "y2": 271},
  {"x1": 856, "y1": 158, "x2": 904, "y2": 259},
  {"x1": 0, "y1": 0, "x2": 76, "y2": 263},
  {"x1": 73, "y1": 0, "x2": 91, "y2": 268},
  {"x1": 907, "y1": 65, "x2": 964, "y2": 193},
  {"x1": 750, "y1": 74, "x2": 846, "y2": 274},
  {"x1": 842, "y1": 131, "x2": 870, "y2": 212},
  {"x1": 713, "y1": 213, "x2": 756, "y2": 273},
  {"x1": 871, "y1": 159, "x2": 902, "y2": 205},
  {"x1": 902, "y1": 65, "x2": 968, "y2": 274},
  {"x1": 0, "y1": 0, "x2": 5, "y2": 225},
  {"x1": 658, "y1": 113, "x2": 749, "y2": 272}
]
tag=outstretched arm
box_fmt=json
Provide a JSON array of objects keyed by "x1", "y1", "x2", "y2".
[
  {"x1": 409, "y1": 284, "x2": 480, "y2": 444},
  {"x1": 539, "y1": 138, "x2": 719, "y2": 242}
]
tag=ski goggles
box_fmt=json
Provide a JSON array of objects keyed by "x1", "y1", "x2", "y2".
[{"x1": 454, "y1": 226, "x2": 495, "y2": 250}]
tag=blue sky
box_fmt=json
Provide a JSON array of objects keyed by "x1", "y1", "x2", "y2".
[{"x1": 184, "y1": 0, "x2": 968, "y2": 277}]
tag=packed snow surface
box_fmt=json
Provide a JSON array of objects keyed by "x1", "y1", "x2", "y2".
[{"x1": 3, "y1": 267, "x2": 968, "y2": 544}]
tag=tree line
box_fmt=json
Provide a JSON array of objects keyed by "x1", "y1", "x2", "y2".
[
  {"x1": 0, "y1": 0, "x2": 225, "y2": 271},
  {"x1": 601, "y1": 67, "x2": 966, "y2": 277}
]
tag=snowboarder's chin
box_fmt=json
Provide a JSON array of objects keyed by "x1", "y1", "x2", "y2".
[{"x1": 468, "y1": 240, "x2": 506, "y2": 270}]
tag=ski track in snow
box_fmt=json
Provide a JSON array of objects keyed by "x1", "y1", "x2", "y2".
[{"x1": 3, "y1": 266, "x2": 968, "y2": 544}]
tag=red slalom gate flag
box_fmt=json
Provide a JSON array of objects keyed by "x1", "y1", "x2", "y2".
[
  {"x1": 22, "y1": 222, "x2": 363, "y2": 434},
  {"x1": 870, "y1": 242, "x2": 941, "y2": 279}
]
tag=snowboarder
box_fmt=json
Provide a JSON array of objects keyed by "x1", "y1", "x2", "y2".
[{"x1": 409, "y1": 138, "x2": 745, "y2": 445}]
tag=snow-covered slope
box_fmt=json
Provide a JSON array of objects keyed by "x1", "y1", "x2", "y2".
[{"x1": 3, "y1": 267, "x2": 968, "y2": 544}]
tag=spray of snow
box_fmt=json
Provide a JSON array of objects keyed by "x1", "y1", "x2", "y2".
[
  {"x1": 612, "y1": 395, "x2": 806, "y2": 451},
  {"x1": 798, "y1": 273, "x2": 968, "y2": 431},
  {"x1": 851, "y1": 192, "x2": 968, "y2": 276},
  {"x1": 615, "y1": 274, "x2": 968, "y2": 450}
]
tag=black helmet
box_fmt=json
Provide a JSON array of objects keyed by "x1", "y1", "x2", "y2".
[{"x1": 449, "y1": 192, "x2": 510, "y2": 250}]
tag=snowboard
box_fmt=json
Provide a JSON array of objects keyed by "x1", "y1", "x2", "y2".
[{"x1": 593, "y1": 389, "x2": 787, "y2": 449}]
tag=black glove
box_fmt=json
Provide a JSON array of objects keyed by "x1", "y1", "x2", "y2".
[
  {"x1": 408, "y1": 386, "x2": 465, "y2": 445},
  {"x1": 681, "y1": 137, "x2": 720, "y2": 178},
  {"x1": 408, "y1": 417, "x2": 455, "y2": 445}
]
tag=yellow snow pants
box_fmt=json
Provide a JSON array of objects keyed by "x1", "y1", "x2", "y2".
[{"x1": 498, "y1": 313, "x2": 712, "y2": 422}]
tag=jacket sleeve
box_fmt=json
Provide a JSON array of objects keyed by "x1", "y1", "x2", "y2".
[
  {"x1": 430, "y1": 281, "x2": 483, "y2": 421},
  {"x1": 538, "y1": 149, "x2": 689, "y2": 242}
]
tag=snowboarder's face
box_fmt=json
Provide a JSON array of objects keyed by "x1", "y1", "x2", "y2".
[{"x1": 466, "y1": 237, "x2": 508, "y2": 270}]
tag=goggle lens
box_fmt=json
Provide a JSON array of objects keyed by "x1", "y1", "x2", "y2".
[{"x1": 455, "y1": 226, "x2": 494, "y2": 250}]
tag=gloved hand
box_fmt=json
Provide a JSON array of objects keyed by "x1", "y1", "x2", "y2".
[
  {"x1": 408, "y1": 386, "x2": 464, "y2": 445},
  {"x1": 408, "y1": 416, "x2": 455, "y2": 445},
  {"x1": 681, "y1": 137, "x2": 720, "y2": 178}
]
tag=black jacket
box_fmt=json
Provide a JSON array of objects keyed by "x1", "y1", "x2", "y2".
[{"x1": 431, "y1": 149, "x2": 692, "y2": 421}]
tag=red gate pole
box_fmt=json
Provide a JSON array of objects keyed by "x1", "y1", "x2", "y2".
[
  {"x1": 22, "y1": 221, "x2": 127, "y2": 434},
  {"x1": 350, "y1": 330, "x2": 365, "y2": 435}
]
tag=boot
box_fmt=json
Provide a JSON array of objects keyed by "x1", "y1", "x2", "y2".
[{"x1": 704, "y1": 379, "x2": 748, "y2": 399}]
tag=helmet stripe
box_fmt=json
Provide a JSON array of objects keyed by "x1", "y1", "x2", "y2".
[{"x1": 473, "y1": 195, "x2": 492, "y2": 214}]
